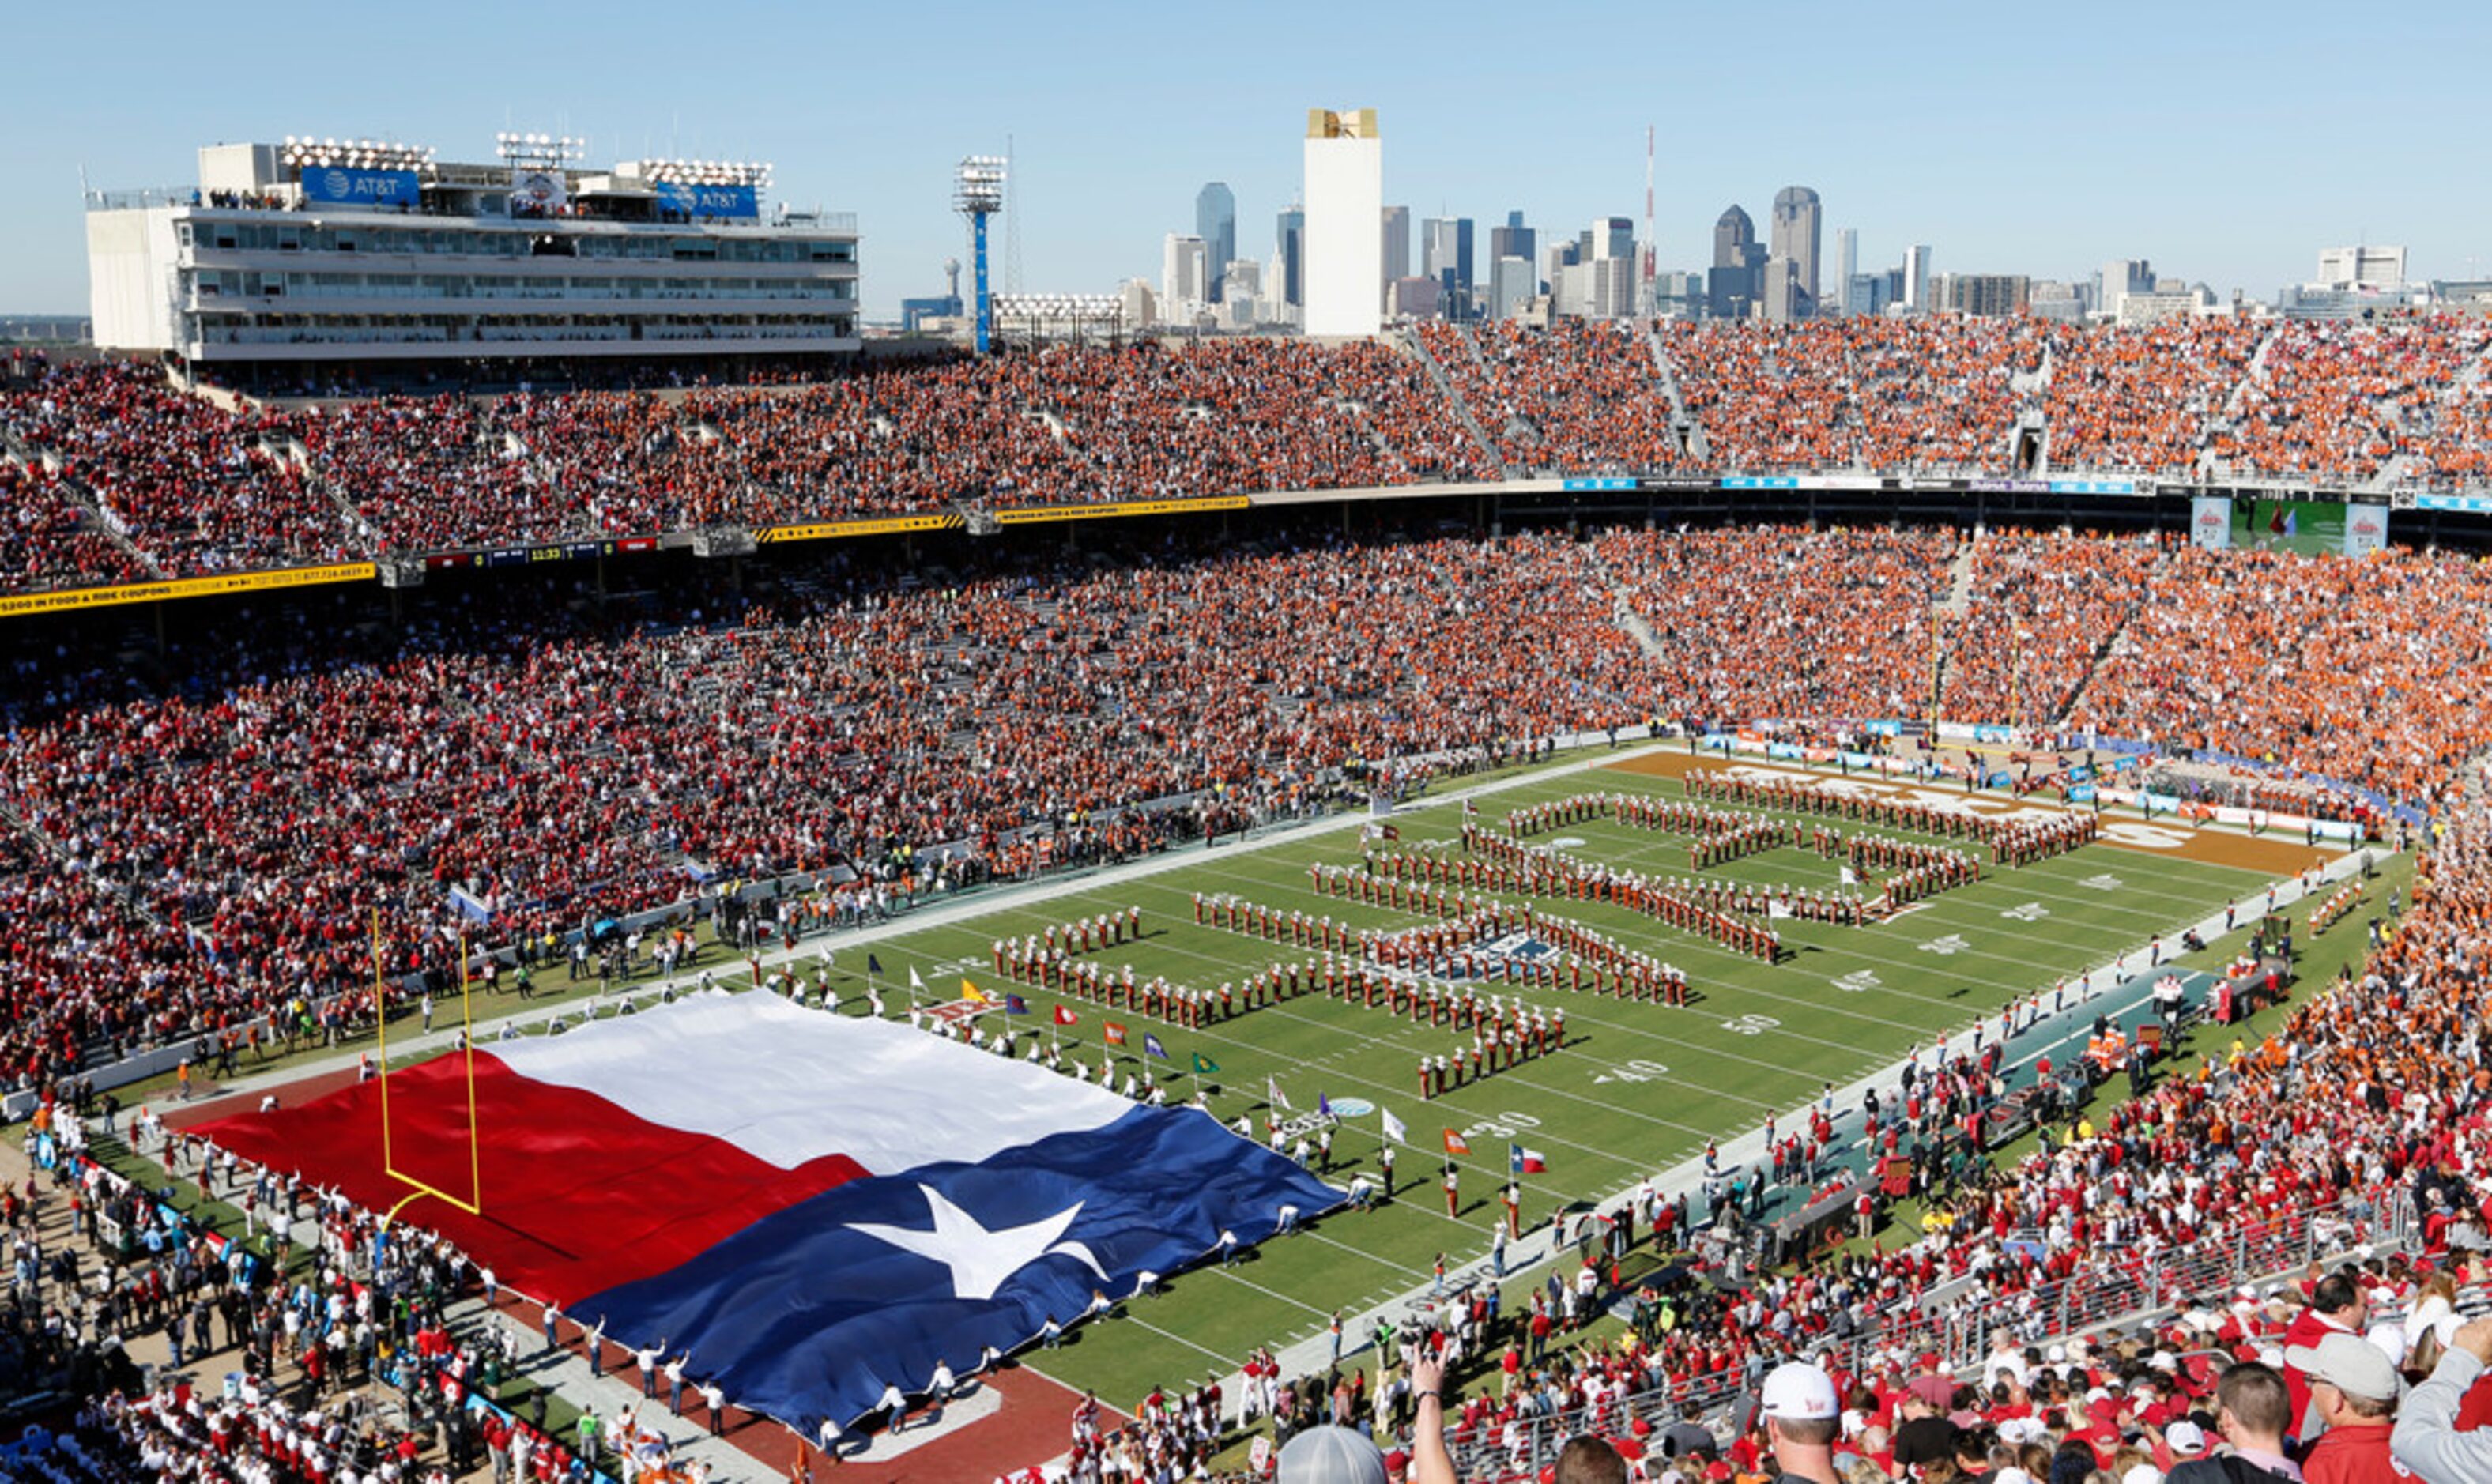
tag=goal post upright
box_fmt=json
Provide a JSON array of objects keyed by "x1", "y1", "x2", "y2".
[{"x1": 374, "y1": 912, "x2": 484, "y2": 1223}]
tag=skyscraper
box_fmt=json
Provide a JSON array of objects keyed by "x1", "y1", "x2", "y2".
[
  {"x1": 1381, "y1": 205, "x2": 1411, "y2": 297},
  {"x1": 1422, "y1": 217, "x2": 1475, "y2": 320},
  {"x1": 1276, "y1": 207, "x2": 1305, "y2": 310},
  {"x1": 1195, "y1": 183, "x2": 1236, "y2": 304},
  {"x1": 2099, "y1": 258, "x2": 2153, "y2": 317},
  {"x1": 1592, "y1": 217, "x2": 1634, "y2": 262},
  {"x1": 1302, "y1": 108, "x2": 1382, "y2": 337},
  {"x1": 1163, "y1": 234, "x2": 1210, "y2": 312},
  {"x1": 1769, "y1": 186, "x2": 1822, "y2": 310},
  {"x1": 1489, "y1": 213, "x2": 1535, "y2": 287},
  {"x1": 1903, "y1": 244, "x2": 1932, "y2": 311},
  {"x1": 1712, "y1": 205, "x2": 1755, "y2": 269},
  {"x1": 1710, "y1": 205, "x2": 1762, "y2": 320}
]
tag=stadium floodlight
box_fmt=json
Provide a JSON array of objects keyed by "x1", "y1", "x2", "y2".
[
  {"x1": 631, "y1": 156, "x2": 775, "y2": 190},
  {"x1": 499, "y1": 133, "x2": 587, "y2": 169},
  {"x1": 284, "y1": 135, "x2": 435, "y2": 176}
]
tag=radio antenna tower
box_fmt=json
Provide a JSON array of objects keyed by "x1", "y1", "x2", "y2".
[{"x1": 1641, "y1": 125, "x2": 1657, "y2": 317}]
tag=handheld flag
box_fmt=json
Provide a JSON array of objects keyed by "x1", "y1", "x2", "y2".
[
  {"x1": 1054, "y1": 1004, "x2": 1079, "y2": 1027},
  {"x1": 961, "y1": 979, "x2": 990, "y2": 1004},
  {"x1": 1443, "y1": 1128, "x2": 1472, "y2": 1157},
  {"x1": 1510, "y1": 1144, "x2": 1547, "y2": 1175},
  {"x1": 908, "y1": 967, "x2": 926, "y2": 992},
  {"x1": 1103, "y1": 1022, "x2": 1128, "y2": 1047},
  {"x1": 1318, "y1": 1092, "x2": 1334, "y2": 1120},
  {"x1": 1143, "y1": 1034, "x2": 1169, "y2": 1061},
  {"x1": 1380, "y1": 1106, "x2": 1408, "y2": 1145},
  {"x1": 867, "y1": 954, "x2": 884, "y2": 976},
  {"x1": 1005, "y1": 994, "x2": 1030, "y2": 1016},
  {"x1": 1267, "y1": 1076, "x2": 1292, "y2": 1113},
  {"x1": 1191, "y1": 1052, "x2": 1220, "y2": 1075}
]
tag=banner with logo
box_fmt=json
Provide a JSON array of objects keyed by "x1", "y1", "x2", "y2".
[
  {"x1": 510, "y1": 167, "x2": 568, "y2": 216},
  {"x1": 301, "y1": 166, "x2": 420, "y2": 209},
  {"x1": 2343, "y1": 503, "x2": 2389, "y2": 557},
  {"x1": 2189, "y1": 495, "x2": 2230, "y2": 552},
  {"x1": 654, "y1": 182, "x2": 759, "y2": 220}
]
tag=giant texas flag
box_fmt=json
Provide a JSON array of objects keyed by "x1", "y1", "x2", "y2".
[{"x1": 199, "y1": 992, "x2": 1338, "y2": 1432}]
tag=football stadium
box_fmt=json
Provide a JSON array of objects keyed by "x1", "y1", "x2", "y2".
[{"x1": 6, "y1": 50, "x2": 2492, "y2": 1484}]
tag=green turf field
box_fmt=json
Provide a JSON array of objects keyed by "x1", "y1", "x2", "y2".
[{"x1": 812, "y1": 749, "x2": 2294, "y2": 1407}]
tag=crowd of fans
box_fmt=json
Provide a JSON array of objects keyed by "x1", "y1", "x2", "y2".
[
  {"x1": 14, "y1": 312, "x2": 2492, "y2": 597},
  {"x1": 1416, "y1": 320, "x2": 1688, "y2": 476}
]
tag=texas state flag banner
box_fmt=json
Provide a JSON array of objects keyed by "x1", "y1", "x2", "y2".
[{"x1": 196, "y1": 993, "x2": 1338, "y2": 1433}]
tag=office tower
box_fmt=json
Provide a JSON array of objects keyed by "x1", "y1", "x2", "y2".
[
  {"x1": 1903, "y1": 244, "x2": 1932, "y2": 310},
  {"x1": 1710, "y1": 205, "x2": 1762, "y2": 319},
  {"x1": 2099, "y1": 258, "x2": 2153, "y2": 317},
  {"x1": 1491, "y1": 255, "x2": 1533, "y2": 320},
  {"x1": 1381, "y1": 205, "x2": 1411, "y2": 298},
  {"x1": 1163, "y1": 234, "x2": 1209, "y2": 312},
  {"x1": 1593, "y1": 216, "x2": 1634, "y2": 262},
  {"x1": 1769, "y1": 186, "x2": 1822, "y2": 307},
  {"x1": 1489, "y1": 214, "x2": 1536, "y2": 284},
  {"x1": 1194, "y1": 183, "x2": 1236, "y2": 303},
  {"x1": 1276, "y1": 207, "x2": 1305, "y2": 309},
  {"x1": 1302, "y1": 109, "x2": 1382, "y2": 336},
  {"x1": 1423, "y1": 217, "x2": 1475, "y2": 320},
  {"x1": 1713, "y1": 205, "x2": 1755, "y2": 269}
]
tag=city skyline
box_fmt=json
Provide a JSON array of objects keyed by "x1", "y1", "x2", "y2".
[{"x1": 5, "y1": 0, "x2": 2491, "y2": 322}]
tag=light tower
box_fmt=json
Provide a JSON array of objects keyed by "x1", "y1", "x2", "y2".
[{"x1": 955, "y1": 156, "x2": 1008, "y2": 354}]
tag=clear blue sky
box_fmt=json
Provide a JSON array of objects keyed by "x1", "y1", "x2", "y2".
[{"x1": 6, "y1": 0, "x2": 2490, "y2": 318}]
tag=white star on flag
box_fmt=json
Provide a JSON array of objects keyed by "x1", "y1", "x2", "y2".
[{"x1": 849, "y1": 1185, "x2": 1107, "y2": 1301}]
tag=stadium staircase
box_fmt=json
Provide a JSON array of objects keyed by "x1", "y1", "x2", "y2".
[
  {"x1": 1398, "y1": 329, "x2": 1512, "y2": 481},
  {"x1": 1581, "y1": 540, "x2": 1674, "y2": 665},
  {"x1": 2053, "y1": 544, "x2": 2170, "y2": 727},
  {"x1": 1938, "y1": 535, "x2": 1978, "y2": 617},
  {"x1": 2197, "y1": 322, "x2": 2285, "y2": 482},
  {"x1": 1644, "y1": 330, "x2": 1710, "y2": 467}
]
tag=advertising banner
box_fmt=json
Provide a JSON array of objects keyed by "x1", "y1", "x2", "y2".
[
  {"x1": 300, "y1": 166, "x2": 421, "y2": 209},
  {"x1": 2343, "y1": 503, "x2": 2390, "y2": 556},
  {"x1": 2189, "y1": 495, "x2": 2230, "y2": 551},
  {"x1": 510, "y1": 167, "x2": 568, "y2": 216},
  {"x1": 654, "y1": 182, "x2": 760, "y2": 220}
]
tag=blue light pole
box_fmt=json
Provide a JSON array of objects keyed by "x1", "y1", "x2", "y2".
[{"x1": 955, "y1": 156, "x2": 1007, "y2": 355}]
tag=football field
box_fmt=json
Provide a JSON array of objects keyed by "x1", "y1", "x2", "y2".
[{"x1": 830, "y1": 744, "x2": 2332, "y2": 1407}]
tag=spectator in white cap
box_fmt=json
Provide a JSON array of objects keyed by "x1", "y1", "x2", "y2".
[
  {"x1": 2392, "y1": 1316, "x2": 2492, "y2": 1484},
  {"x1": 1759, "y1": 1360, "x2": 1842, "y2": 1484},
  {"x1": 1280, "y1": 1423, "x2": 1389, "y2": 1484},
  {"x1": 2287, "y1": 1332, "x2": 2401, "y2": 1482}
]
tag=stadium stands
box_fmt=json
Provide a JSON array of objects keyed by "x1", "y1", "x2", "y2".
[{"x1": 9, "y1": 314, "x2": 2492, "y2": 599}]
